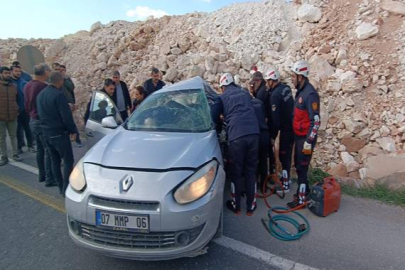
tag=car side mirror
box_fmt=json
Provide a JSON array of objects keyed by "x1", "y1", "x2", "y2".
[{"x1": 101, "y1": 116, "x2": 118, "y2": 129}]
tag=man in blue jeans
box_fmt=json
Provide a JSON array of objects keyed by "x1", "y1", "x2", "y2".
[
  {"x1": 37, "y1": 71, "x2": 77, "y2": 196},
  {"x1": 24, "y1": 63, "x2": 56, "y2": 187}
]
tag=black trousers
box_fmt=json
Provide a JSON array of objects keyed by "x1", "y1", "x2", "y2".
[
  {"x1": 268, "y1": 139, "x2": 276, "y2": 174},
  {"x1": 45, "y1": 134, "x2": 74, "y2": 195},
  {"x1": 294, "y1": 136, "x2": 316, "y2": 200},
  {"x1": 75, "y1": 130, "x2": 82, "y2": 144},
  {"x1": 30, "y1": 119, "x2": 54, "y2": 184},
  {"x1": 228, "y1": 134, "x2": 259, "y2": 210},
  {"x1": 258, "y1": 131, "x2": 270, "y2": 189},
  {"x1": 279, "y1": 131, "x2": 294, "y2": 179},
  {"x1": 120, "y1": 110, "x2": 129, "y2": 122},
  {"x1": 17, "y1": 110, "x2": 33, "y2": 149}
]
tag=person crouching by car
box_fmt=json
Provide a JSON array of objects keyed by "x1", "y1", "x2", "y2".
[
  {"x1": 130, "y1": 85, "x2": 146, "y2": 113},
  {"x1": 84, "y1": 79, "x2": 116, "y2": 124}
]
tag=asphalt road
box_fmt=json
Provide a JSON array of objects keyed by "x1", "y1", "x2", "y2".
[{"x1": 1, "y1": 142, "x2": 405, "y2": 270}]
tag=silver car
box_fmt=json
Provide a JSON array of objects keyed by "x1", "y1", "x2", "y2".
[{"x1": 66, "y1": 77, "x2": 225, "y2": 260}]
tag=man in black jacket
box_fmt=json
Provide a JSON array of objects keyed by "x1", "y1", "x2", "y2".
[
  {"x1": 84, "y1": 79, "x2": 117, "y2": 124},
  {"x1": 265, "y1": 67, "x2": 294, "y2": 194},
  {"x1": 211, "y1": 73, "x2": 260, "y2": 216},
  {"x1": 251, "y1": 96, "x2": 270, "y2": 194},
  {"x1": 37, "y1": 71, "x2": 77, "y2": 196},
  {"x1": 250, "y1": 71, "x2": 276, "y2": 175},
  {"x1": 60, "y1": 64, "x2": 82, "y2": 147},
  {"x1": 112, "y1": 70, "x2": 131, "y2": 121},
  {"x1": 143, "y1": 67, "x2": 165, "y2": 96}
]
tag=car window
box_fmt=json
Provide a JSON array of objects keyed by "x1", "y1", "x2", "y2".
[
  {"x1": 90, "y1": 91, "x2": 120, "y2": 124},
  {"x1": 126, "y1": 89, "x2": 213, "y2": 133}
]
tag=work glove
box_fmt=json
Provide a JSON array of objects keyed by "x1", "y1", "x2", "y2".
[{"x1": 302, "y1": 142, "x2": 312, "y2": 155}]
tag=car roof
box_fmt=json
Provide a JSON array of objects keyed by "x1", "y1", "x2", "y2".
[{"x1": 153, "y1": 76, "x2": 209, "y2": 94}]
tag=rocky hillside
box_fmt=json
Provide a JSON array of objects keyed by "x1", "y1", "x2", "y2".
[{"x1": 1, "y1": 0, "x2": 404, "y2": 188}]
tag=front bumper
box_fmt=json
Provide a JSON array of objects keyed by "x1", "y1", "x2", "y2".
[{"x1": 65, "y1": 164, "x2": 225, "y2": 260}]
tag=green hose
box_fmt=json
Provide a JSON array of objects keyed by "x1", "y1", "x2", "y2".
[{"x1": 262, "y1": 206, "x2": 310, "y2": 241}]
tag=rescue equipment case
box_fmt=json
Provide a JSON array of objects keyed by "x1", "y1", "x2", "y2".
[{"x1": 308, "y1": 177, "x2": 341, "y2": 217}]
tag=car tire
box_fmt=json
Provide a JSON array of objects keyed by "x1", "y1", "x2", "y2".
[{"x1": 213, "y1": 206, "x2": 223, "y2": 239}]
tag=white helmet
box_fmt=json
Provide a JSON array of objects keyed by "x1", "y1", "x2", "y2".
[
  {"x1": 219, "y1": 73, "x2": 234, "y2": 87},
  {"x1": 264, "y1": 67, "x2": 280, "y2": 81},
  {"x1": 291, "y1": 60, "x2": 310, "y2": 77}
]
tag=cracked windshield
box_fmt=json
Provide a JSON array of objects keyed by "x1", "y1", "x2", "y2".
[{"x1": 127, "y1": 89, "x2": 213, "y2": 132}]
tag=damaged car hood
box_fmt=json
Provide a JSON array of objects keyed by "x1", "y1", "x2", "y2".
[{"x1": 83, "y1": 127, "x2": 219, "y2": 170}]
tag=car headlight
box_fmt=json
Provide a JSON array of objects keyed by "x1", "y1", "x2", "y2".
[
  {"x1": 174, "y1": 160, "x2": 218, "y2": 204},
  {"x1": 69, "y1": 158, "x2": 87, "y2": 192}
]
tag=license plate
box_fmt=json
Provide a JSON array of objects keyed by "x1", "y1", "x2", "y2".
[{"x1": 96, "y1": 210, "x2": 149, "y2": 232}]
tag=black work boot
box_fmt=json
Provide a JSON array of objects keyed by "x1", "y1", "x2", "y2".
[
  {"x1": 246, "y1": 204, "x2": 257, "y2": 216},
  {"x1": 287, "y1": 194, "x2": 307, "y2": 209},
  {"x1": 226, "y1": 200, "x2": 241, "y2": 216}
]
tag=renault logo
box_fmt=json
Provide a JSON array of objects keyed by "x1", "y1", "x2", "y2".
[{"x1": 120, "y1": 175, "x2": 133, "y2": 192}]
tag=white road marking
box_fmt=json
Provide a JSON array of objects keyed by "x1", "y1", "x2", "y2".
[
  {"x1": 214, "y1": 237, "x2": 318, "y2": 270},
  {"x1": 9, "y1": 160, "x2": 39, "y2": 175},
  {"x1": 8, "y1": 160, "x2": 318, "y2": 270}
]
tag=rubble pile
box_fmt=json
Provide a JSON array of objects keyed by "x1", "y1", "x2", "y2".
[{"x1": 1, "y1": 0, "x2": 404, "y2": 189}]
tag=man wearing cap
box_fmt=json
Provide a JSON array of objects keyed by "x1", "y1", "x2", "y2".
[
  {"x1": 288, "y1": 60, "x2": 321, "y2": 208},
  {"x1": 112, "y1": 70, "x2": 131, "y2": 121},
  {"x1": 265, "y1": 67, "x2": 294, "y2": 194},
  {"x1": 211, "y1": 73, "x2": 260, "y2": 216}
]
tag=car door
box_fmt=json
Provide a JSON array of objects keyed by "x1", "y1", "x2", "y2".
[{"x1": 85, "y1": 91, "x2": 123, "y2": 149}]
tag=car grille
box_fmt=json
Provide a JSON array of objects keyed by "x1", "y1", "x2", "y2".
[
  {"x1": 88, "y1": 196, "x2": 160, "y2": 212},
  {"x1": 77, "y1": 223, "x2": 205, "y2": 250}
]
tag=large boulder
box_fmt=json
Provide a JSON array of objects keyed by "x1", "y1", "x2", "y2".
[
  {"x1": 341, "y1": 136, "x2": 366, "y2": 152},
  {"x1": 381, "y1": 0, "x2": 405, "y2": 16},
  {"x1": 188, "y1": 65, "x2": 205, "y2": 78},
  {"x1": 379, "y1": 173, "x2": 405, "y2": 190},
  {"x1": 359, "y1": 145, "x2": 385, "y2": 160},
  {"x1": 341, "y1": 152, "x2": 355, "y2": 164},
  {"x1": 45, "y1": 40, "x2": 66, "y2": 58},
  {"x1": 344, "y1": 119, "x2": 365, "y2": 134},
  {"x1": 298, "y1": 4, "x2": 323, "y2": 23},
  {"x1": 328, "y1": 163, "x2": 348, "y2": 178},
  {"x1": 357, "y1": 128, "x2": 371, "y2": 140},
  {"x1": 308, "y1": 55, "x2": 335, "y2": 80},
  {"x1": 336, "y1": 48, "x2": 348, "y2": 64},
  {"x1": 355, "y1": 22, "x2": 379, "y2": 40},
  {"x1": 241, "y1": 53, "x2": 255, "y2": 70},
  {"x1": 90, "y1": 21, "x2": 103, "y2": 35},
  {"x1": 342, "y1": 78, "x2": 363, "y2": 93},
  {"x1": 170, "y1": 47, "x2": 182, "y2": 55},
  {"x1": 346, "y1": 161, "x2": 361, "y2": 173},
  {"x1": 364, "y1": 153, "x2": 405, "y2": 189},
  {"x1": 161, "y1": 42, "x2": 171, "y2": 55},
  {"x1": 377, "y1": 137, "x2": 397, "y2": 152},
  {"x1": 165, "y1": 68, "x2": 178, "y2": 82}
]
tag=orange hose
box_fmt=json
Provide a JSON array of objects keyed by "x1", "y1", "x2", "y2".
[{"x1": 258, "y1": 146, "x2": 307, "y2": 213}]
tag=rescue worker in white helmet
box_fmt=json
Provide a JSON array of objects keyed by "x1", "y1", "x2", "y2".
[
  {"x1": 264, "y1": 67, "x2": 294, "y2": 194},
  {"x1": 211, "y1": 73, "x2": 260, "y2": 216},
  {"x1": 288, "y1": 60, "x2": 321, "y2": 208}
]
